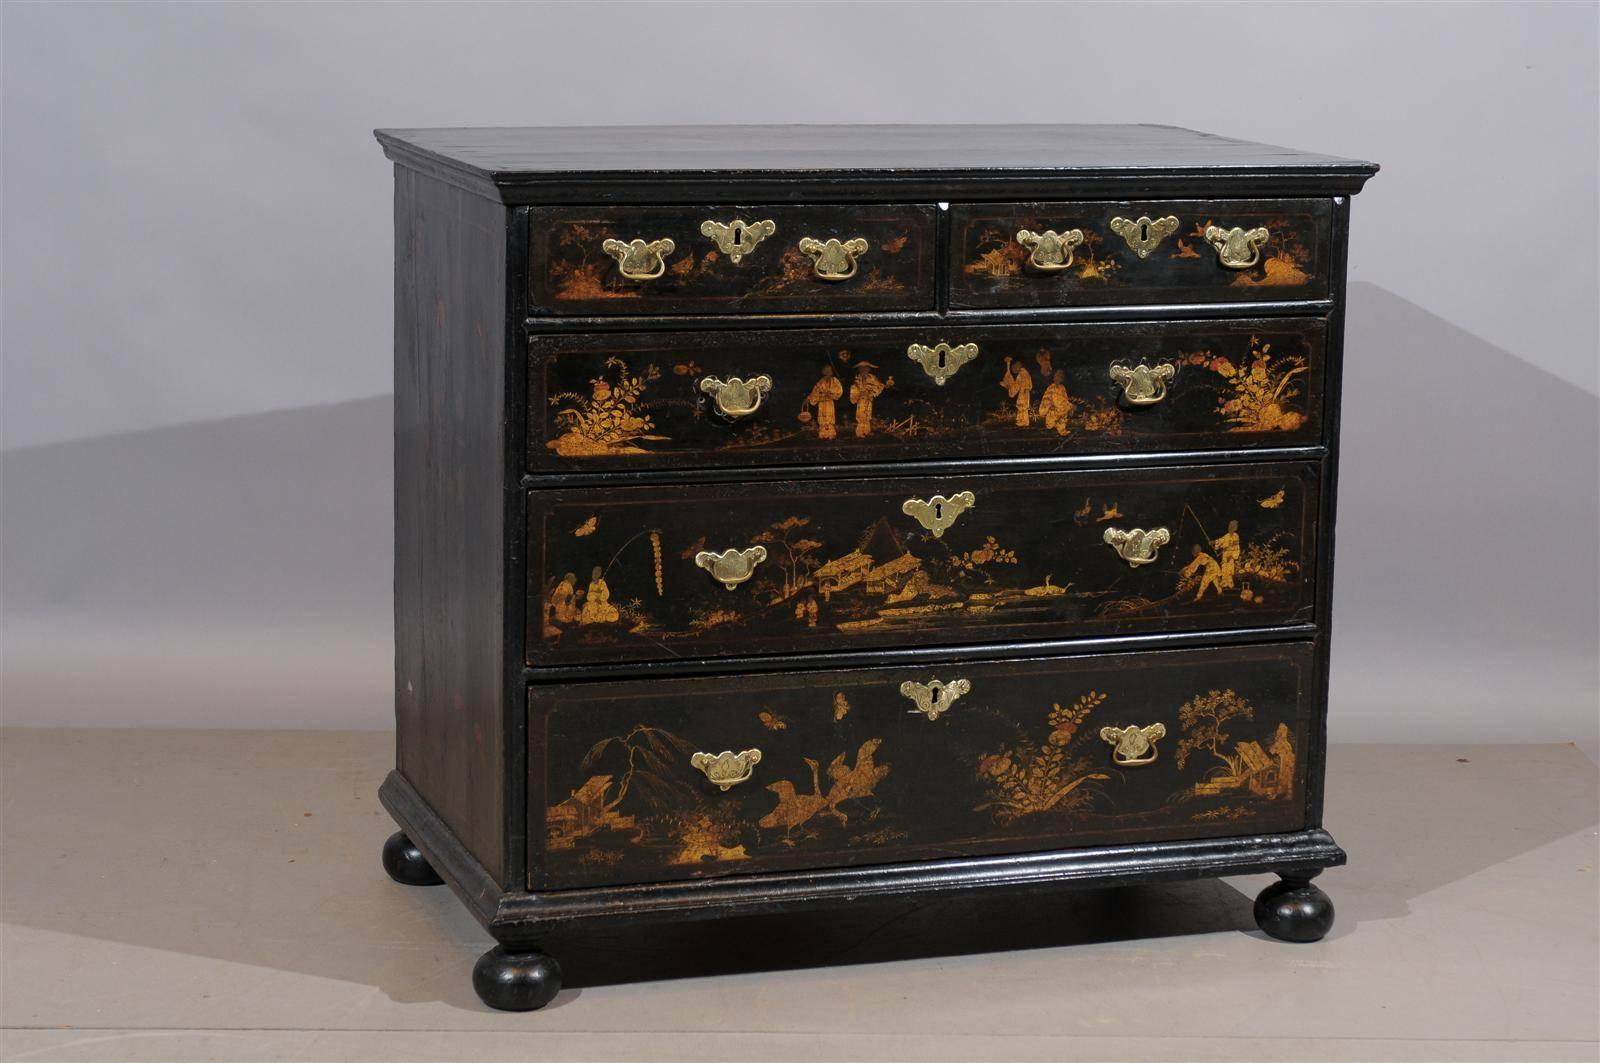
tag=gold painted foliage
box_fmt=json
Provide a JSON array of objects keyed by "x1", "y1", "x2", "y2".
[
  {"x1": 976, "y1": 691, "x2": 1111, "y2": 823},
  {"x1": 1181, "y1": 338, "x2": 1310, "y2": 433},
  {"x1": 948, "y1": 535, "x2": 1019, "y2": 576},
  {"x1": 1174, "y1": 689, "x2": 1255, "y2": 775},
  {"x1": 548, "y1": 357, "x2": 664, "y2": 455}
]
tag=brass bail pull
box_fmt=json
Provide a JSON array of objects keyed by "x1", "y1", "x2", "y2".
[
  {"x1": 1109, "y1": 361, "x2": 1177, "y2": 406},
  {"x1": 694, "y1": 546, "x2": 768, "y2": 590},
  {"x1": 699, "y1": 375, "x2": 773, "y2": 419},
  {"x1": 1103, "y1": 526, "x2": 1171, "y2": 567},
  {"x1": 1204, "y1": 225, "x2": 1271, "y2": 269},
  {"x1": 797, "y1": 236, "x2": 869, "y2": 281},
  {"x1": 602, "y1": 236, "x2": 676, "y2": 280},
  {"x1": 1100, "y1": 723, "x2": 1166, "y2": 766},
  {"x1": 690, "y1": 748, "x2": 762, "y2": 790},
  {"x1": 1015, "y1": 228, "x2": 1084, "y2": 271}
]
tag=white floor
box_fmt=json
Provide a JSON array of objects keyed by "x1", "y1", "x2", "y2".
[{"x1": 2, "y1": 730, "x2": 1595, "y2": 1062}]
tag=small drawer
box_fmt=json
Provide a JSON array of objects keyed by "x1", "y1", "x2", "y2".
[
  {"x1": 528, "y1": 204, "x2": 937, "y2": 316},
  {"x1": 530, "y1": 317, "x2": 1326, "y2": 471},
  {"x1": 527, "y1": 461, "x2": 1318, "y2": 667},
  {"x1": 531, "y1": 641, "x2": 1314, "y2": 888},
  {"x1": 949, "y1": 199, "x2": 1332, "y2": 309}
]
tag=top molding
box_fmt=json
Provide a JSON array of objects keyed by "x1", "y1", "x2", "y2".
[{"x1": 374, "y1": 124, "x2": 1381, "y2": 205}]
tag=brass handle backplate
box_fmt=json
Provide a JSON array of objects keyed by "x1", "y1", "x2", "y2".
[
  {"x1": 1110, "y1": 215, "x2": 1180, "y2": 258},
  {"x1": 1204, "y1": 225, "x2": 1270, "y2": 269},
  {"x1": 602, "y1": 237, "x2": 676, "y2": 280},
  {"x1": 694, "y1": 546, "x2": 768, "y2": 590},
  {"x1": 699, "y1": 375, "x2": 772, "y2": 419},
  {"x1": 900, "y1": 677, "x2": 972, "y2": 721},
  {"x1": 1109, "y1": 360, "x2": 1177, "y2": 406},
  {"x1": 1100, "y1": 723, "x2": 1166, "y2": 766},
  {"x1": 700, "y1": 218, "x2": 776, "y2": 263},
  {"x1": 797, "y1": 236, "x2": 869, "y2": 280},
  {"x1": 902, "y1": 491, "x2": 975, "y2": 538},
  {"x1": 1103, "y1": 526, "x2": 1171, "y2": 567},
  {"x1": 906, "y1": 341, "x2": 980, "y2": 385},
  {"x1": 1015, "y1": 228, "x2": 1084, "y2": 272},
  {"x1": 690, "y1": 748, "x2": 762, "y2": 790}
]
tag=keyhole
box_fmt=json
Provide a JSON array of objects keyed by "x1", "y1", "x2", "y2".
[
  {"x1": 1138, "y1": 221, "x2": 1150, "y2": 242},
  {"x1": 936, "y1": 349, "x2": 948, "y2": 370},
  {"x1": 930, "y1": 687, "x2": 942, "y2": 705},
  {"x1": 933, "y1": 502, "x2": 944, "y2": 520}
]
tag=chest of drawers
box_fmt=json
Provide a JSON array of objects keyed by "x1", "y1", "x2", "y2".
[{"x1": 374, "y1": 125, "x2": 1376, "y2": 1011}]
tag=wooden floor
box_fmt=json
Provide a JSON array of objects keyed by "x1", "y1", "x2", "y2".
[{"x1": 2, "y1": 729, "x2": 1595, "y2": 1062}]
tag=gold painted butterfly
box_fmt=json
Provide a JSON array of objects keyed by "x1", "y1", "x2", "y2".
[
  {"x1": 1258, "y1": 490, "x2": 1285, "y2": 509},
  {"x1": 758, "y1": 711, "x2": 788, "y2": 731},
  {"x1": 573, "y1": 516, "x2": 598, "y2": 536}
]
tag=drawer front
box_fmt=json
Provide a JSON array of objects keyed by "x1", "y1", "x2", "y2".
[
  {"x1": 949, "y1": 199, "x2": 1332, "y2": 309},
  {"x1": 530, "y1": 318, "x2": 1326, "y2": 471},
  {"x1": 532, "y1": 641, "x2": 1314, "y2": 888},
  {"x1": 529, "y1": 204, "x2": 936, "y2": 315},
  {"x1": 528, "y1": 462, "x2": 1318, "y2": 666}
]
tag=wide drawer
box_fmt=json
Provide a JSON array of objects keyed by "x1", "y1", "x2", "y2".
[
  {"x1": 528, "y1": 204, "x2": 937, "y2": 315},
  {"x1": 530, "y1": 317, "x2": 1325, "y2": 471},
  {"x1": 532, "y1": 641, "x2": 1314, "y2": 888},
  {"x1": 527, "y1": 461, "x2": 1318, "y2": 666},
  {"x1": 949, "y1": 199, "x2": 1332, "y2": 309}
]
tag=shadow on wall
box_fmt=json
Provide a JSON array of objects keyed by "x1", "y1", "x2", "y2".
[
  {"x1": 2, "y1": 283, "x2": 1595, "y2": 746},
  {"x1": 1335, "y1": 282, "x2": 1598, "y2": 755}
]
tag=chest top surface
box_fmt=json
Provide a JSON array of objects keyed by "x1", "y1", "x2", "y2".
[{"x1": 374, "y1": 124, "x2": 1378, "y2": 198}]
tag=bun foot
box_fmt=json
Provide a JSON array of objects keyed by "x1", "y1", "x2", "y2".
[
  {"x1": 1254, "y1": 875, "x2": 1335, "y2": 942},
  {"x1": 473, "y1": 945, "x2": 563, "y2": 1011},
  {"x1": 382, "y1": 831, "x2": 443, "y2": 887}
]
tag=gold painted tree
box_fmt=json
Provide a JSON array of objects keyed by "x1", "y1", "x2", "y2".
[{"x1": 1174, "y1": 689, "x2": 1256, "y2": 776}]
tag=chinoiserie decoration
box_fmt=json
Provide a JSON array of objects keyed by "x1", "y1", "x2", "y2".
[
  {"x1": 700, "y1": 218, "x2": 777, "y2": 263},
  {"x1": 694, "y1": 546, "x2": 768, "y2": 590},
  {"x1": 1015, "y1": 227, "x2": 1084, "y2": 271},
  {"x1": 1103, "y1": 526, "x2": 1171, "y2": 567},
  {"x1": 1109, "y1": 360, "x2": 1177, "y2": 406},
  {"x1": 797, "y1": 236, "x2": 870, "y2": 280},
  {"x1": 601, "y1": 236, "x2": 676, "y2": 280},
  {"x1": 699, "y1": 374, "x2": 773, "y2": 419},
  {"x1": 1099, "y1": 723, "x2": 1167, "y2": 766},
  {"x1": 899, "y1": 677, "x2": 972, "y2": 721},
  {"x1": 906, "y1": 341, "x2": 980, "y2": 385},
  {"x1": 1204, "y1": 225, "x2": 1271, "y2": 269},
  {"x1": 690, "y1": 748, "x2": 763, "y2": 790},
  {"x1": 1109, "y1": 215, "x2": 1180, "y2": 258},
  {"x1": 901, "y1": 491, "x2": 976, "y2": 538}
]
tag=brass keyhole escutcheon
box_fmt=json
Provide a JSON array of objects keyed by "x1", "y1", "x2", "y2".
[
  {"x1": 601, "y1": 237, "x2": 676, "y2": 281},
  {"x1": 700, "y1": 218, "x2": 776, "y2": 264},
  {"x1": 690, "y1": 748, "x2": 762, "y2": 790},
  {"x1": 797, "y1": 236, "x2": 869, "y2": 281},
  {"x1": 699, "y1": 375, "x2": 773, "y2": 419},
  {"x1": 1100, "y1": 723, "x2": 1166, "y2": 766},
  {"x1": 1109, "y1": 360, "x2": 1177, "y2": 406},
  {"x1": 902, "y1": 491, "x2": 975, "y2": 538},
  {"x1": 900, "y1": 678, "x2": 971, "y2": 721},
  {"x1": 1204, "y1": 225, "x2": 1271, "y2": 269},
  {"x1": 1110, "y1": 215, "x2": 1180, "y2": 258},
  {"x1": 907, "y1": 341, "x2": 979, "y2": 385},
  {"x1": 694, "y1": 546, "x2": 768, "y2": 590},
  {"x1": 1015, "y1": 228, "x2": 1084, "y2": 272},
  {"x1": 1103, "y1": 526, "x2": 1171, "y2": 567}
]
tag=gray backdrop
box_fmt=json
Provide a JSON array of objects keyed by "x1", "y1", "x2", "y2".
[{"x1": 3, "y1": 1, "x2": 1596, "y2": 757}]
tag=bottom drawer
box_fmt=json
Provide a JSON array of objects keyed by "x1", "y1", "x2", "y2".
[{"x1": 531, "y1": 642, "x2": 1315, "y2": 889}]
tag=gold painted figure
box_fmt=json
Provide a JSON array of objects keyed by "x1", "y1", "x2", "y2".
[
  {"x1": 550, "y1": 572, "x2": 580, "y2": 624},
  {"x1": 805, "y1": 366, "x2": 844, "y2": 440},
  {"x1": 849, "y1": 362, "x2": 891, "y2": 438},
  {"x1": 1212, "y1": 520, "x2": 1241, "y2": 590},
  {"x1": 1037, "y1": 370, "x2": 1073, "y2": 436},
  {"x1": 1000, "y1": 356, "x2": 1033, "y2": 427},
  {"x1": 1182, "y1": 545, "x2": 1225, "y2": 602},
  {"x1": 1269, "y1": 722, "x2": 1296, "y2": 799},
  {"x1": 579, "y1": 565, "x2": 619, "y2": 624}
]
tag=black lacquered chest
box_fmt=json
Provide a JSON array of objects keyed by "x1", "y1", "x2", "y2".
[{"x1": 373, "y1": 124, "x2": 1377, "y2": 1010}]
